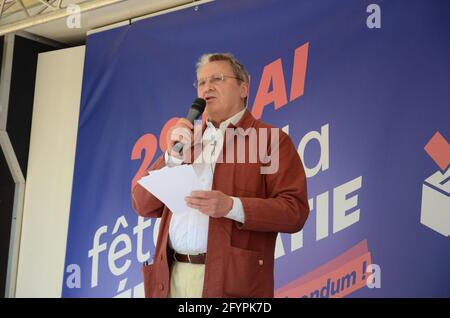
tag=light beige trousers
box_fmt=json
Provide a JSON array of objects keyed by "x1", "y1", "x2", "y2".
[{"x1": 169, "y1": 261, "x2": 206, "y2": 298}]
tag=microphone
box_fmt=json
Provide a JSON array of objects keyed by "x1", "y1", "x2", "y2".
[{"x1": 172, "y1": 97, "x2": 206, "y2": 154}]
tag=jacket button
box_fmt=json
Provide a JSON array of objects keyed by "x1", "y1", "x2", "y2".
[
  {"x1": 259, "y1": 259, "x2": 264, "y2": 266},
  {"x1": 159, "y1": 283, "x2": 164, "y2": 291}
]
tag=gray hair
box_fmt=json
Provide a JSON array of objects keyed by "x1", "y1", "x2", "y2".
[{"x1": 196, "y1": 53, "x2": 250, "y2": 84}]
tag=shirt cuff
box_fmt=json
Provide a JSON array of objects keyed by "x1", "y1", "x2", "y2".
[
  {"x1": 225, "y1": 197, "x2": 245, "y2": 224},
  {"x1": 164, "y1": 150, "x2": 184, "y2": 167}
]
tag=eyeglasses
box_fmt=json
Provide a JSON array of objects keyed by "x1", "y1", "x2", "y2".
[{"x1": 193, "y1": 73, "x2": 242, "y2": 89}]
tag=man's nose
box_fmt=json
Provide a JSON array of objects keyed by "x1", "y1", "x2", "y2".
[
  {"x1": 202, "y1": 82, "x2": 215, "y2": 95},
  {"x1": 204, "y1": 79, "x2": 214, "y2": 90}
]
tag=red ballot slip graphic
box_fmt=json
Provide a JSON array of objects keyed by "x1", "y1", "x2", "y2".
[{"x1": 424, "y1": 131, "x2": 450, "y2": 172}]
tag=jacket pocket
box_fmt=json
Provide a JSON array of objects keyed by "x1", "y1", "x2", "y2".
[
  {"x1": 224, "y1": 246, "x2": 264, "y2": 297},
  {"x1": 141, "y1": 263, "x2": 154, "y2": 298}
]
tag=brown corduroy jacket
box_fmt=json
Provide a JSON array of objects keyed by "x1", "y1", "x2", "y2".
[{"x1": 131, "y1": 109, "x2": 309, "y2": 298}]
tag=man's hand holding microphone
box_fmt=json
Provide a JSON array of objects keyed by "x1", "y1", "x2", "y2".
[{"x1": 166, "y1": 98, "x2": 206, "y2": 162}]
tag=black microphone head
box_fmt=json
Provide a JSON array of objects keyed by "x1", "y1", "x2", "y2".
[
  {"x1": 172, "y1": 97, "x2": 207, "y2": 154},
  {"x1": 186, "y1": 98, "x2": 206, "y2": 123},
  {"x1": 192, "y1": 97, "x2": 206, "y2": 112}
]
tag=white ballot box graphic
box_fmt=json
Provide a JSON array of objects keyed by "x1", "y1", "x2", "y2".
[{"x1": 420, "y1": 169, "x2": 450, "y2": 236}]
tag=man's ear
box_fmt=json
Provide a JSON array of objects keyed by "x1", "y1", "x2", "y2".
[{"x1": 240, "y1": 81, "x2": 249, "y2": 99}]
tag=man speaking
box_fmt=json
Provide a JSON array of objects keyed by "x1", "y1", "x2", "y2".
[{"x1": 132, "y1": 53, "x2": 309, "y2": 298}]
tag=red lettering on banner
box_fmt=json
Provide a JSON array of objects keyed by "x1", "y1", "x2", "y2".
[
  {"x1": 130, "y1": 134, "x2": 157, "y2": 189},
  {"x1": 251, "y1": 42, "x2": 309, "y2": 119},
  {"x1": 290, "y1": 42, "x2": 309, "y2": 101},
  {"x1": 159, "y1": 117, "x2": 179, "y2": 152},
  {"x1": 251, "y1": 58, "x2": 288, "y2": 120}
]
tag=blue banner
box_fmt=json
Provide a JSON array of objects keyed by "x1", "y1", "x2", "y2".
[{"x1": 63, "y1": 0, "x2": 450, "y2": 297}]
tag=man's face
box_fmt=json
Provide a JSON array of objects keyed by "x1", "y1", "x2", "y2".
[{"x1": 196, "y1": 61, "x2": 248, "y2": 122}]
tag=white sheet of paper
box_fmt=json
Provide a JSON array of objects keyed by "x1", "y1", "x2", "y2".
[{"x1": 137, "y1": 165, "x2": 206, "y2": 215}]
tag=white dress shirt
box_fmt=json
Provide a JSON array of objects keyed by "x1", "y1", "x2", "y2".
[{"x1": 165, "y1": 108, "x2": 246, "y2": 254}]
